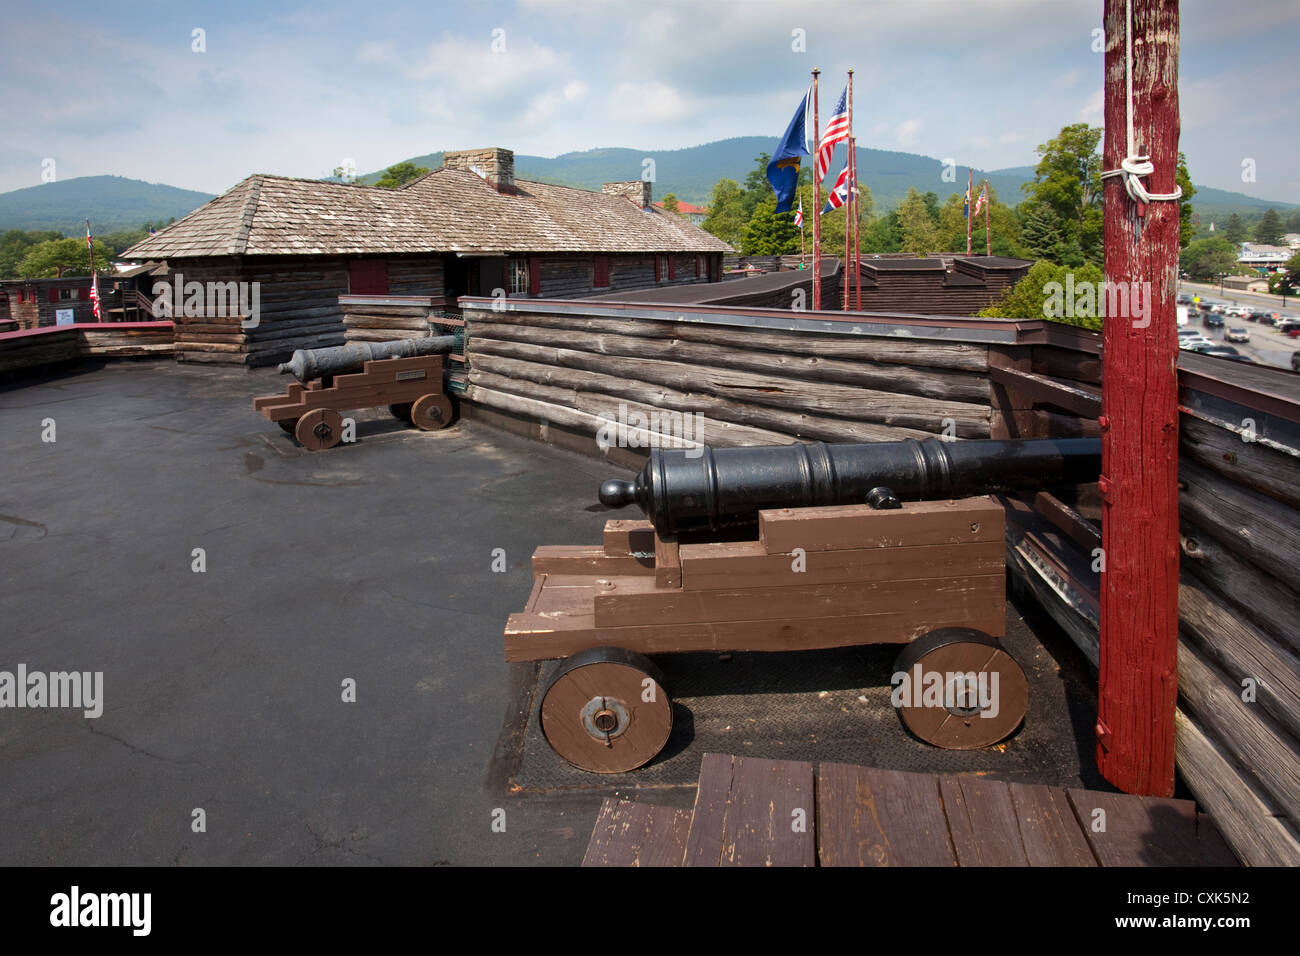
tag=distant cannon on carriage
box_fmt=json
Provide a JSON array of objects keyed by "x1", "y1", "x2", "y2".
[{"x1": 252, "y1": 336, "x2": 460, "y2": 449}]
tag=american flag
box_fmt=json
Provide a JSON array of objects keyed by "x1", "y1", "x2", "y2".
[
  {"x1": 974, "y1": 183, "x2": 988, "y2": 216},
  {"x1": 85, "y1": 221, "x2": 102, "y2": 320},
  {"x1": 821, "y1": 162, "x2": 853, "y2": 214},
  {"x1": 816, "y1": 86, "x2": 849, "y2": 183},
  {"x1": 794, "y1": 198, "x2": 803, "y2": 229}
]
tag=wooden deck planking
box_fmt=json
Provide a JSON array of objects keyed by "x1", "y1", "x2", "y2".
[
  {"x1": 581, "y1": 798, "x2": 692, "y2": 867},
  {"x1": 583, "y1": 756, "x2": 1240, "y2": 867},
  {"x1": 817, "y1": 763, "x2": 957, "y2": 866},
  {"x1": 684, "y1": 753, "x2": 816, "y2": 867}
]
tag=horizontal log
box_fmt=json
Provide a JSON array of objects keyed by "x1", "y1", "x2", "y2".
[
  {"x1": 468, "y1": 370, "x2": 795, "y2": 447},
  {"x1": 1179, "y1": 457, "x2": 1300, "y2": 595},
  {"x1": 1180, "y1": 413, "x2": 1300, "y2": 510},
  {"x1": 1174, "y1": 708, "x2": 1300, "y2": 865},
  {"x1": 1180, "y1": 516, "x2": 1300, "y2": 654},
  {"x1": 461, "y1": 307, "x2": 990, "y2": 371},
  {"x1": 468, "y1": 340, "x2": 986, "y2": 435},
  {"x1": 466, "y1": 319, "x2": 989, "y2": 403},
  {"x1": 468, "y1": 363, "x2": 933, "y2": 444},
  {"x1": 1177, "y1": 640, "x2": 1300, "y2": 837},
  {"x1": 1179, "y1": 577, "x2": 1300, "y2": 744}
]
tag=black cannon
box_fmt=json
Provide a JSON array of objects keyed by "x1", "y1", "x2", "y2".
[
  {"x1": 277, "y1": 335, "x2": 459, "y2": 382},
  {"x1": 598, "y1": 436, "x2": 1102, "y2": 536}
]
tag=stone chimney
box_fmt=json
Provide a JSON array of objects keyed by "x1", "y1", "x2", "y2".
[
  {"x1": 602, "y1": 180, "x2": 652, "y2": 209},
  {"x1": 443, "y1": 147, "x2": 515, "y2": 194}
]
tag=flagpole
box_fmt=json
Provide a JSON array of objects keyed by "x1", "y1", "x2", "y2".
[
  {"x1": 966, "y1": 169, "x2": 974, "y2": 256},
  {"x1": 811, "y1": 69, "x2": 821, "y2": 311},
  {"x1": 853, "y1": 136, "x2": 861, "y2": 310},
  {"x1": 984, "y1": 180, "x2": 991, "y2": 257},
  {"x1": 843, "y1": 71, "x2": 853, "y2": 311}
]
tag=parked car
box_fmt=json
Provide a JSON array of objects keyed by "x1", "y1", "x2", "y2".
[
  {"x1": 1248, "y1": 310, "x2": 1272, "y2": 322},
  {"x1": 1179, "y1": 334, "x2": 1214, "y2": 351},
  {"x1": 1192, "y1": 344, "x2": 1250, "y2": 362},
  {"x1": 1225, "y1": 327, "x2": 1250, "y2": 343},
  {"x1": 1202, "y1": 312, "x2": 1224, "y2": 329},
  {"x1": 1292, "y1": 351, "x2": 1300, "y2": 371},
  {"x1": 1176, "y1": 293, "x2": 1194, "y2": 305},
  {"x1": 1278, "y1": 319, "x2": 1300, "y2": 335}
]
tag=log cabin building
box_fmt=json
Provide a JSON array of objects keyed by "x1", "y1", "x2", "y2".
[{"x1": 120, "y1": 147, "x2": 733, "y2": 365}]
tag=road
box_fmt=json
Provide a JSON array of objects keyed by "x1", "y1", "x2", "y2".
[{"x1": 1180, "y1": 280, "x2": 1299, "y2": 370}]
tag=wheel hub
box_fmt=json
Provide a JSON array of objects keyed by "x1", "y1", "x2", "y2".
[{"x1": 582, "y1": 696, "x2": 629, "y2": 740}]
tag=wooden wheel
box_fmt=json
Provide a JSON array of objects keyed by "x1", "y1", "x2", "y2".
[
  {"x1": 540, "y1": 647, "x2": 672, "y2": 773},
  {"x1": 410, "y1": 393, "x2": 454, "y2": 431},
  {"x1": 892, "y1": 627, "x2": 1028, "y2": 750},
  {"x1": 389, "y1": 403, "x2": 413, "y2": 424},
  {"x1": 278, "y1": 418, "x2": 298, "y2": 434},
  {"x1": 295, "y1": 408, "x2": 344, "y2": 450}
]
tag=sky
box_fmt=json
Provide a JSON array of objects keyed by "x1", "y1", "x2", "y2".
[{"x1": 0, "y1": 0, "x2": 1296, "y2": 203}]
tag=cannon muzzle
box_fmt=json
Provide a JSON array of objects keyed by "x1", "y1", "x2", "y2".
[
  {"x1": 599, "y1": 437, "x2": 1101, "y2": 536},
  {"x1": 278, "y1": 335, "x2": 459, "y2": 382}
]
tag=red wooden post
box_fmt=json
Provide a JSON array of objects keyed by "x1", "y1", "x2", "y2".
[
  {"x1": 811, "y1": 69, "x2": 821, "y2": 312},
  {"x1": 1097, "y1": 0, "x2": 1181, "y2": 797}
]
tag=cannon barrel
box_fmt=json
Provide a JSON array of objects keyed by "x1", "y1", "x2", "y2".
[
  {"x1": 277, "y1": 335, "x2": 459, "y2": 382},
  {"x1": 598, "y1": 437, "x2": 1101, "y2": 536}
]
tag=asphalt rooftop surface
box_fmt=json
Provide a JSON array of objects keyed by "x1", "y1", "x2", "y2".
[{"x1": 0, "y1": 359, "x2": 1104, "y2": 866}]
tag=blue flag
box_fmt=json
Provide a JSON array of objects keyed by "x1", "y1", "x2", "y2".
[{"x1": 766, "y1": 86, "x2": 813, "y2": 213}]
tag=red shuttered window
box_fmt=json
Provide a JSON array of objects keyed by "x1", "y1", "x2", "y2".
[{"x1": 593, "y1": 255, "x2": 610, "y2": 288}]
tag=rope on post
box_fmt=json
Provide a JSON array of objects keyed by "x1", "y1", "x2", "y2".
[{"x1": 1100, "y1": 0, "x2": 1183, "y2": 205}]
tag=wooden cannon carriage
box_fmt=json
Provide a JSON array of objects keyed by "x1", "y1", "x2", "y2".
[
  {"x1": 252, "y1": 337, "x2": 458, "y2": 450},
  {"x1": 505, "y1": 436, "x2": 1101, "y2": 773}
]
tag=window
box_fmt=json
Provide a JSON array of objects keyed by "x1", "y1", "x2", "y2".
[
  {"x1": 58, "y1": 287, "x2": 74, "y2": 301},
  {"x1": 509, "y1": 258, "x2": 530, "y2": 295},
  {"x1": 348, "y1": 259, "x2": 389, "y2": 295},
  {"x1": 593, "y1": 256, "x2": 610, "y2": 288},
  {"x1": 667, "y1": 256, "x2": 676, "y2": 280}
]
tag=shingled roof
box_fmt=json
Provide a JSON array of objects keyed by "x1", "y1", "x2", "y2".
[{"x1": 123, "y1": 169, "x2": 733, "y2": 260}]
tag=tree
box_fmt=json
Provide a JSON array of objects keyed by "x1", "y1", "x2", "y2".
[
  {"x1": 861, "y1": 211, "x2": 902, "y2": 253},
  {"x1": 16, "y1": 237, "x2": 115, "y2": 278},
  {"x1": 661, "y1": 193, "x2": 680, "y2": 212},
  {"x1": 739, "y1": 195, "x2": 799, "y2": 255},
  {"x1": 701, "y1": 178, "x2": 747, "y2": 248},
  {"x1": 1255, "y1": 208, "x2": 1283, "y2": 245},
  {"x1": 897, "y1": 188, "x2": 939, "y2": 254},
  {"x1": 979, "y1": 260, "x2": 1105, "y2": 329},
  {"x1": 1175, "y1": 152, "x2": 1196, "y2": 249},
  {"x1": 0, "y1": 229, "x2": 61, "y2": 279},
  {"x1": 1275, "y1": 251, "x2": 1300, "y2": 295},
  {"x1": 1224, "y1": 213, "x2": 1246, "y2": 245},
  {"x1": 373, "y1": 162, "x2": 430, "y2": 189},
  {"x1": 937, "y1": 187, "x2": 1029, "y2": 258},
  {"x1": 1022, "y1": 123, "x2": 1104, "y2": 265},
  {"x1": 740, "y1": 153, "x2": 773, "y2": 219},
  {"x1": 1285, "y1": 210, "x2": 1300, "y2": 234},
  {"x1": 1179, "y1": 237, "x2": 1239, "y2": 282}
]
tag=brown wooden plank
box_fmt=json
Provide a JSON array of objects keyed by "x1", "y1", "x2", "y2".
[
  {"x1": 939, "y1": 777, "x2": 1030, "y2": 866},
  {"x1": 679, "y1": 539, "x2": 1003, "y2": 591},
  {"x1": 1009, "y1": 783, "x2": 1098, "y2": 867},
  {"x1": 683, "y1": 754, "x2": 815, "y2": 867},
  {"x1": 654, "y1": 534, "x2": 681, "y2": 589},
  {"x1": 530, "y1": 545, "x2": 655, "y2": 576},
  {"x1": 522, "y1": 574, "x2": 546, "y2": 614},
  {"x1": 760, "y1": 498, "x2": 1004, "y2": 554},
  {"x1": 683, "y1": 753, "x2": 736, "y2": 867},
  {"x1": 593, "y1": 572, "x2": 1003, "y2": 627},
  {"x1": 581, "y1": 798, "x2": 692, "y2": 867},
  {"x1": 1066, "y1": 789, "x2": 1231, "y2": 867},
  {"x1": 504, "y1": 603, "x2": 1007, "y2": 661},
  {"x1": 816, "y1": 763, "x2": 956, "y2": 866},
  {"x1": 602, "y1": 519, "x2": 655, "y2": 557}
]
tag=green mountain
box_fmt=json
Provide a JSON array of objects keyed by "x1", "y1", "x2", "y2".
[
  {"x1": 358, "y1": 138, "x2": 1037, "y2": 213},
  {"x1": 362, "y1": 139, "x2": 1296, "y2": 220},
  {"x1": 0, "y1": 175, "x2": 215, "y2": 235}
]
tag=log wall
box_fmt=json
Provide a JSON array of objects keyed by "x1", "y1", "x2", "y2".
[
  {"x1": 164, "y1": 254, "x2": 444, "y2": 366},
  {"x1": 457, "y1": 295, "x2": 1300, "y2": 864},
  {"x1": 0, "y1": 322, "x2": 174, "y2": 377},
  {"x1": 993, "y1": 335, "x2": 1300, "y2": 865}
]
